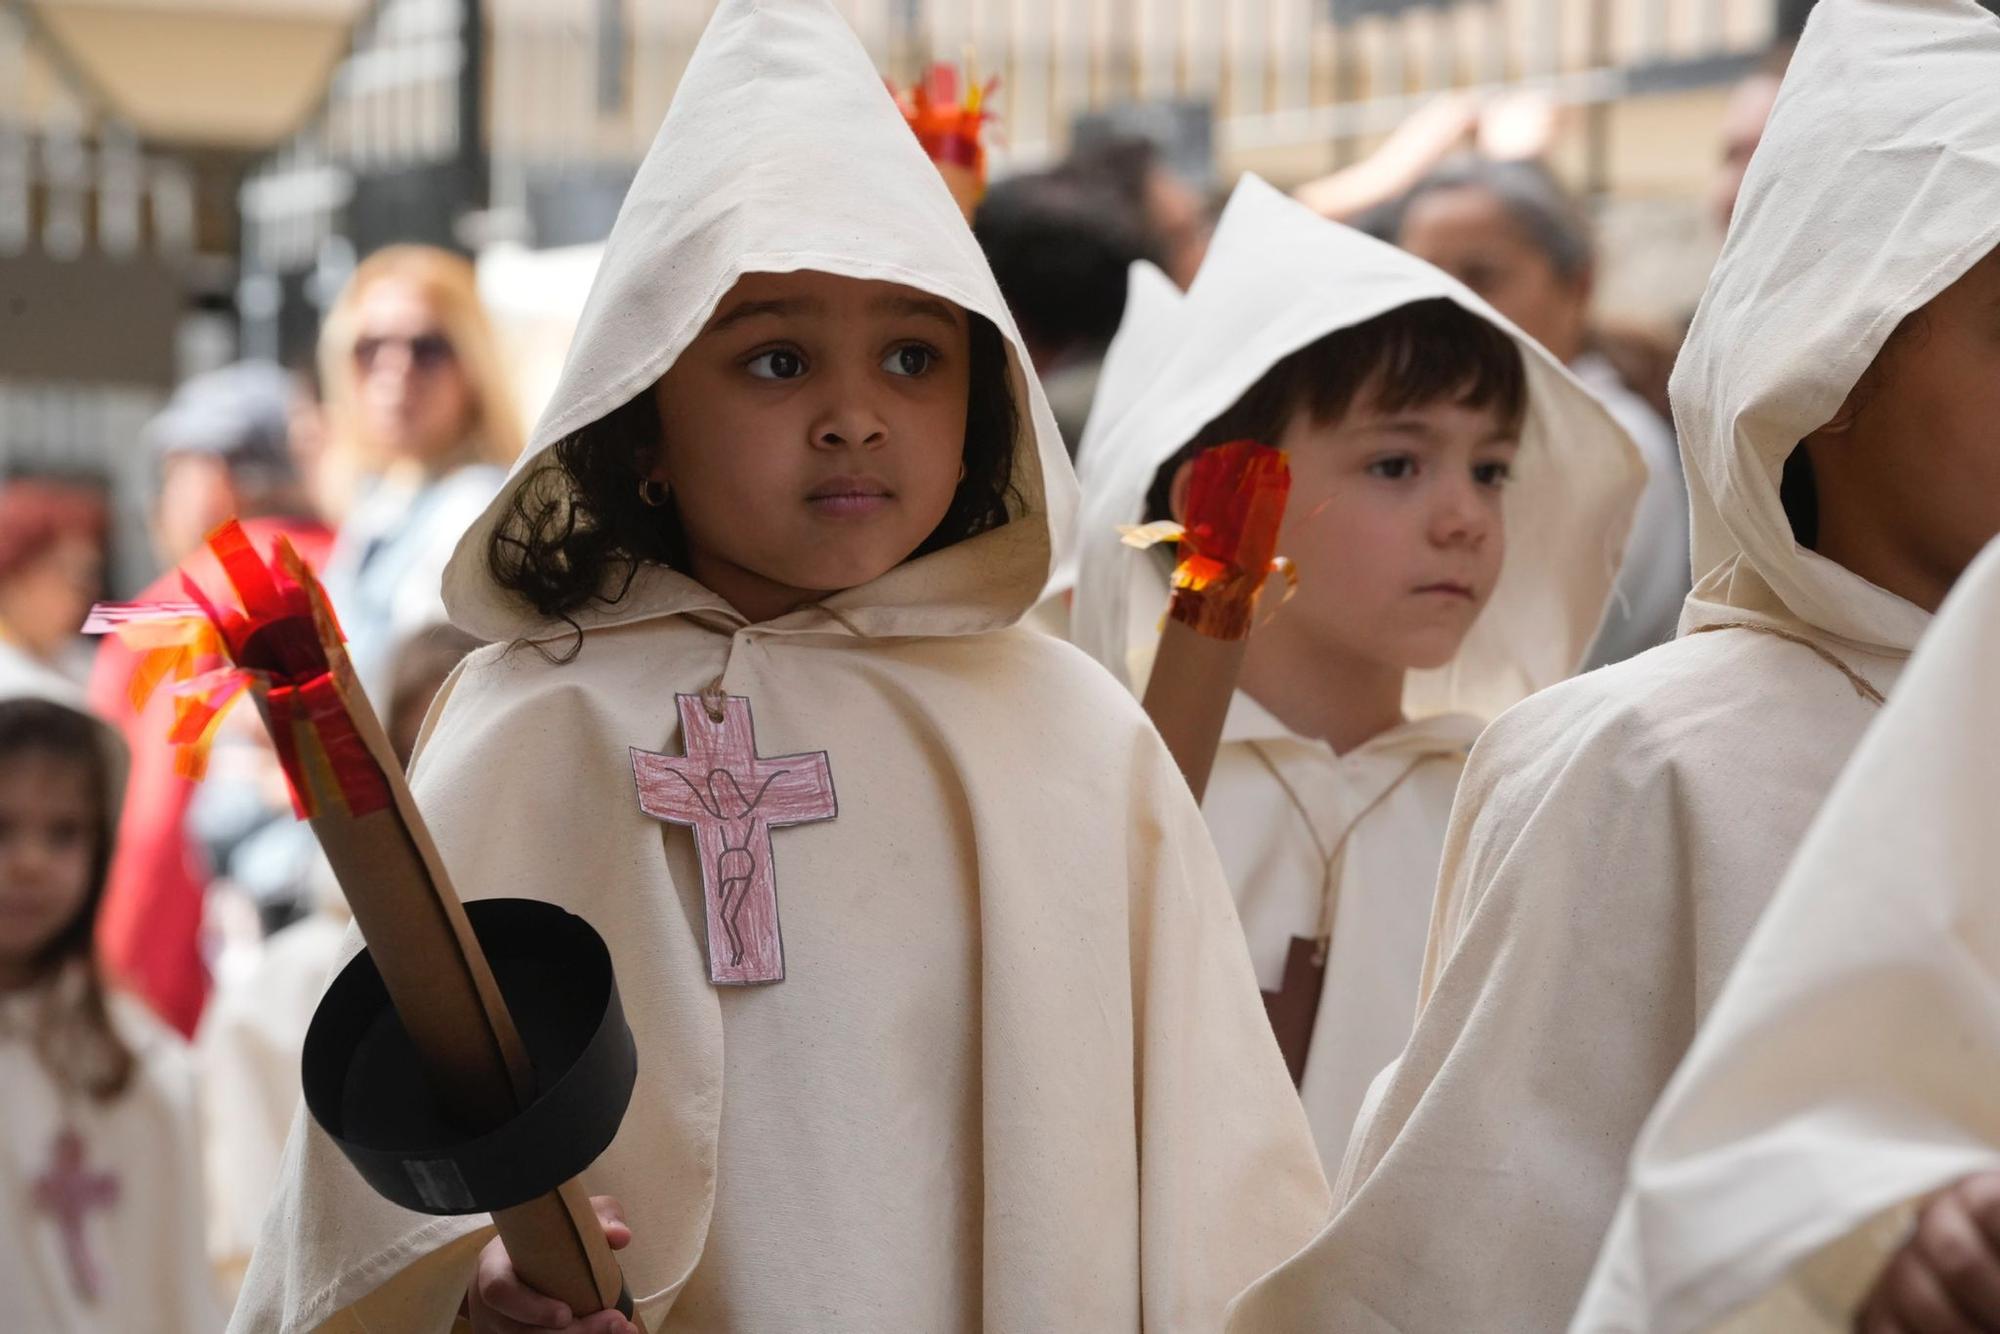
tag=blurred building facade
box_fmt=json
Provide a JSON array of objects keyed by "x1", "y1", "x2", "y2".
[
  {"x1": 1, "y1": 0, "x2": 1895, "y2": 587},
  {"x1": 1, "y1": 0, "x2": 361, "y2": 590}
]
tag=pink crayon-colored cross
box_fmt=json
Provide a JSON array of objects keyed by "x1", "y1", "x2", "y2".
[
  {"x1": 33, "y1": 1128, "x2": 120, "y2": 1304},
  {"x1": 632, "y1": 694, "x2": 837, "y2": 985}
]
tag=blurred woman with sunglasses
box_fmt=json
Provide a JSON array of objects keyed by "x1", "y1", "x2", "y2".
[{"x1": 315, "y1": 244, "x2": 524, "y2": 700}]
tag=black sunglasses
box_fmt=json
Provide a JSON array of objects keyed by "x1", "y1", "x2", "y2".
[{"x1": 353, "y1": 331, "x2": 456, "y2": 374}]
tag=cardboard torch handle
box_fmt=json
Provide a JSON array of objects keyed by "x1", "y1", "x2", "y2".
[
  {"x1": 1141, "y1": 618, "x2": 1249, "y2": 805},
  {"x1": 1139, "y1": 439, "x2": 1291, "y2": 803},
  {"x1": 275, "y1": 681, "x2": 630, "y2": 1316}
]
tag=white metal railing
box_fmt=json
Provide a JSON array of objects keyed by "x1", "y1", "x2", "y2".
[
  {"x1": 0, "y1": 4, "x2": 198, "y2": 262},
  {"x1": 483, "y1": 0, "x2": 1777, "y2": 180}
]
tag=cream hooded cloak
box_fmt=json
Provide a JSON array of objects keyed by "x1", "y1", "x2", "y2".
[
  {"x1": 1071, "y1": 175, "x2": 1643, "y2": 1168},
  {"x1": 0, "y1": 648, "x2": 224, "y2": 1334},
  {"x1": 1568, "y1": 15, "x2": 2000, "y2": 1325},
  {"x1": 1224, "y1": 2, "x2": 1997, "y2": 1328},
  {"x1": 228, "y1": 4, "x2": 1329, "y2": 1332},
  {"x1": 1570, "y1": 531, "x2": 2000, "y2": 1334}
]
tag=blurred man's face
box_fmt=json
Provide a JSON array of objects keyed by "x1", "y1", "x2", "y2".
[
  {"x1": 153, "y1": 454, "x2": 239, "y2": 566},
  {"x1": 1712, "y1": 73, "x2": 1783, "y2": 235},
  {"x1": 1147, "y1": 168, "x2": 1211, "y2": 289}
]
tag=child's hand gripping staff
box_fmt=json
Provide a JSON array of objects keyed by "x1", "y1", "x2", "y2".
[
  {"x1": 85, "y1": 520, "x2": 638, "y2": 1326},
  {"x1": 1124, "y1": 441, "x2": 1293, "y2": 802}
]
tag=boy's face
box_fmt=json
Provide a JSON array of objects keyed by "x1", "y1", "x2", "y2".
[
  {"x1": 1262, "y1": 384, "x2": 1517, "y2": 671},
  {"x1": 0, "y1": 749, "x2": 96, "y2": 981},
  {"x1": 652, "y1": 270, "x2": 974, "y2": 622}
]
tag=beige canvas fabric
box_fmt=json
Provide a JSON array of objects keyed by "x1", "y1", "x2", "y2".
[
  {"x1": 1571, "y1": 533, "x2": 2000, "y2": 1334},
  {"x1": 1071, "y1": 172, "x2": 1644, "y2": 717},
  {"x1": 0, "y1": 648, "x2": 222, "y2": 1334},
  {"x1": 1205, "y1": 695, "x2": 1482, "y2": 1168},
  {"x1": 1226, "y1": 3, "x2": 1999, "y2": 1329},
  {"x1": 1068, "y1": 175, "x2": 1640, "y2": 1176},
  {"x1": 228, "y1": 3, "x2": 1329, "y2": 1331}
]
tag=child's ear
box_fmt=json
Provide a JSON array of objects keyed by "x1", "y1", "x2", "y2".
[{"x1": 1169, "y1": 456, "x2": 1198, "y2": 527}]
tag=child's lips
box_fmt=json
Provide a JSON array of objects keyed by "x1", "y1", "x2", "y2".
[
  {"x1": 806, "y1": 476, "x2": 894, "y2": 518},
  {"x1": 1414, "y1": 581, "x2": 1478, "y2": 601}
]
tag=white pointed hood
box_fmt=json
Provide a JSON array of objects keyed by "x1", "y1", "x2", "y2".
[
  {"x1": 440, "y1": 0, "x2": 1074, "y2": 644},
  {"x1": 1072, "y1": 174, "x2": 1645, "y2": 722},
  {"x1": 1072, "y1": 259, "x2": 1185, "y2": 486},
  {"x1": 1045, "y1": 258, "x2": 1184, "y2": 604},
  {"x1": 1671, "y1": 0, "x2": 2000, "y2": 652}
]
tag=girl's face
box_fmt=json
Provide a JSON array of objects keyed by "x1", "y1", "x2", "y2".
[
  {"x1": 650, "y1": 271, "x2": 974, "y2": 622},
  {"x1": 1398, "y1": 187, "x2": 1590, "y2": 366},
  {"x1": 0, "y1": 749, "x2": 96, "y2": 986},
  {"x1": 1247, "y1": 387, "x2": 1516, "y2": 671},
  {"x1": 351, "y1": 278, "x2": 475, "y2": 466}
]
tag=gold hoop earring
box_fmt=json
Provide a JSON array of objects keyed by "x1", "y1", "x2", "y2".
[{"x1": 639, "y1": 478, "x2": 671, "y2": 508}]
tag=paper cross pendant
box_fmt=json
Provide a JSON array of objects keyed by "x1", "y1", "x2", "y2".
[
  {"x1": 632, "y1": 694, "x2": 837, "y2": 985},
  {"x1": 33, "y1": 1127, "x2": 120, "y2": 1303}
]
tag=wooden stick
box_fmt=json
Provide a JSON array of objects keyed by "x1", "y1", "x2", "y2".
[{"x1": 1140, "y1": 615, "x2": 1250, "y2": 805}]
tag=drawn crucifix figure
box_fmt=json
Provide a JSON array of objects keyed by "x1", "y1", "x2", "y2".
[
  {"x1": 632, "y1": 693, "x2": 837, "y2": 985},
  {"x1": 33, "y1": 1127, "x2": 120, "y2": 1303}
]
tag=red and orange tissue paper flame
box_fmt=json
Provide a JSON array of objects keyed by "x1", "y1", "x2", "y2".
[
  {"x1": 891, "y1": 61, "x2": 998, "y2": 213},
  {"x1": 1123, "y1": 440, "x2": 1294, "y2": 641},
  {"x1": 83, "y1": 519, "x2": 391, "y2": 819}
]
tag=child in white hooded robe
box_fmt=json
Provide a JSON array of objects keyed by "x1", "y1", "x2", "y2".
[
  {"x1": 1225, "y1": 1, "x2": 2000, "y2": 1330},
  {"x1": 0, "y1": 647, "x2": 223, "y2": 1334},
  {"x1": 1071, "y1": 175, "x2": 1642, "y2": 1169},
  {"x1": 1565, "y1": 528, "x2": 2000, "y2": 1334},
  {"x1": 228, "y1": 4, "x2": 1330, "y2": 1333}
]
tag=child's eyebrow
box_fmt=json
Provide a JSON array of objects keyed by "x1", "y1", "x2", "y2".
[
  {"x1": 704, "y1": 296, "x2": 826, "y2": 335},
  {"x1": 873, "y1": 294, "x2": 963, "y2": 329}
]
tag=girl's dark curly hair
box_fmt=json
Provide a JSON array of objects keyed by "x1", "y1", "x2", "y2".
[{"x1": 490, "y1": 313, "x2": 1022, "y2": 654}]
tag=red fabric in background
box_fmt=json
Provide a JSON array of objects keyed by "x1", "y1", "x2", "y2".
[{"x1": 88, "y1": 517, "x2": 332, "y2": 1036}]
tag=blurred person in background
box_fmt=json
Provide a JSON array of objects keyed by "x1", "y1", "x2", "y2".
[
  {"x1": 315, "y1": 243, "x2": 523, "y2": 703},
  {"x1": 0, "y1": 657, "x2": 223, "y2": 1334},
  {"x1": 88, "y1": 363, "x2": 335, "y2": 1038},
  {"x1": 974, "y1": 170, "x2": 1160, "y2": 453},
  {"x1": 1293, "y1": 89, "x2": 1558, "y2": 237},
  {"x1": 1059, "y1": 134, "x2": 1212, "y2": 288},
  {"x1": 1714, "y1": 50, "x2": 1789, "y2": 237},
  {"x1": 0, "y1": 479, "x2": 108, "y2": 682},
  {"x1": 145, "y1": 362, "x2": 326, "y2": 568},
  {"x1": 1393, "y1": 157, "x2": 1690, "y2": 667}
]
